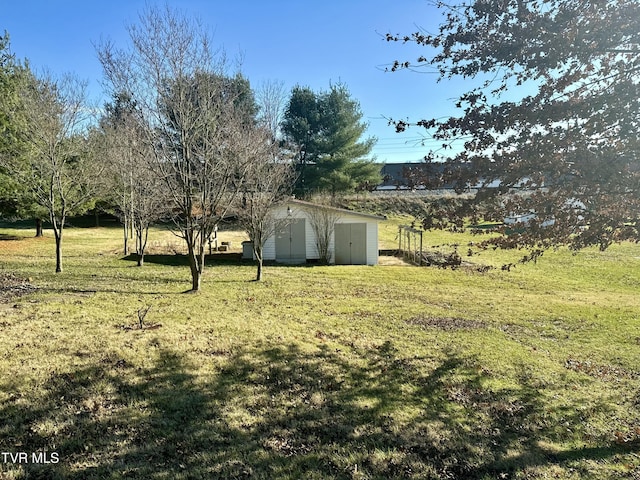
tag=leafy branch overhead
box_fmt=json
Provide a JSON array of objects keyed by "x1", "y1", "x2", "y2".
[{"x1": 387, "y1": 0, "x2": 640, "y2": 251}]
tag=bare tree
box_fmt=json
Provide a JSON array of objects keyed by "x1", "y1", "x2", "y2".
[
  {"x1": 98, "y1": 6, "x2": 254, "y2": 291},
  {"x1": 236, "y1": 124, "x2": 294, "y2": 281},
  {"x1": 102, "y1": 92, "x2": 167, "y2": 266},
  {"x1": 130, "y1": 164, "x2": 166, "y2": 267},
  {"x1": 101, "y1": 92, "x2": 137, "y2": 256},
  {"x1": 256, "y1": 79, "x2": 287, "y2": 140},
  {"x1": 3, "y1": 71, "x2": 101, "y2": 272},
  {"x1": 306, "y1": 199, "x2": 341, "y2": 265},
  {"x1": 236, "y1": 80, "x2": 295, "y2": 281}
]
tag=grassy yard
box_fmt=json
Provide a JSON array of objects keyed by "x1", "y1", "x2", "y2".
[{"x1": 0, "y1": 219, "x2": 639, "y2": 479}]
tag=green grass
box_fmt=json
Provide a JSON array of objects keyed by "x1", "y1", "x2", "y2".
[{"x1": 0, "y1": 220, "x2": 639, "y2": 479}]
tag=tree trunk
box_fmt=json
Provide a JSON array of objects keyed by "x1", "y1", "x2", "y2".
[
  {"x1": 196, "y1": 240, "x2": 207, "y2": 290},
  {"x1": 254, "y1": 246, "x2": 263, "y2": 281},
  {"x1": 123, "y1": 217, "x2": 129, "y2": 256},
  {"x1": 256, "y1": 260, "x2": 263, "y2": 281},
  {"x1": 189, "y1": 260, "x2": 201, "y2": 291},
  {"x1": 186, "y1": 242, "x2": 202, "y2": 292},
  {"x1": 35, "y1": 218, "x2": 43, "y2": 238},
  {"x1": 53, "y1": 227, "x2": 63, "y2": 273},
  {"x1": 136, "y1": 225, "x2": 149, "y2": 267}
]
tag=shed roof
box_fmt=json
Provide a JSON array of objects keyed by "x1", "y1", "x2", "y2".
[{"x1": 284, "y1": 198, "x2": 387, "y2": 221}]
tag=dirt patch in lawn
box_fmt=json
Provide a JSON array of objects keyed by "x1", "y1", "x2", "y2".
[
  {"x1": 405, "y1": 315, "x2": 486, "y2": 330},
  {"x1": 0, "y1": 272, "x2": 37, "y2": 302},
  {"x1": 565, "y1": 358, "x2": 639, "y2": 381}
]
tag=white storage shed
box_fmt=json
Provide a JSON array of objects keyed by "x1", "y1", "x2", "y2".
[{"x1": 263, "y1": 199, "x2": 385, "y2": 266}]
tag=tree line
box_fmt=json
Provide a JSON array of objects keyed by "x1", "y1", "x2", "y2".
[
  {"x1": 0, "y1": 6, "x2": 380, "y2": 288},
  {"x1": 5, "y1": 1, "x2": 635, "y2": 286}
]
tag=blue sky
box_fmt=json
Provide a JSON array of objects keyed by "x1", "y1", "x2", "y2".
[{"x1": 3, "y1": 0, "x2": 469, "y2": 163}]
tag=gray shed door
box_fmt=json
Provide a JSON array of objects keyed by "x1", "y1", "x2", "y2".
[
  {"x1": 275, "y1": 219, "x2": 306, "y2": 262},
  {"x1": 335, "y1": 223, "x2": 367, "y2": 265}
]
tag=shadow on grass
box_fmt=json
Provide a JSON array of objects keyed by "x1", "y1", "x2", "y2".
[
  {"x1": 0, "y1": 219, "x2": 40, "y2": 231},
  {"x1": 0, "y1": 215, "x2": 120, "y2": 231},
  {"x1": 0, "y1": 341, "x2": 633, "y2": 479},
  {"x1": 37, "y1": 270, "x2": 187, "y2": 296},
  {"x1": 0, "y1": 233, "x2": 25, "y2": 241},
  {"x1": 122, "y1": 254, "x2": 333, "y2": 269},
  {"x1": 121, "y1": 253, "x2": 251, "y2": 268}
]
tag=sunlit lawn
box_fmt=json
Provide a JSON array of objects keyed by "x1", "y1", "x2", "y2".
[{"x1": 0, "y1": 218, "x2": 639, "y2": 479}]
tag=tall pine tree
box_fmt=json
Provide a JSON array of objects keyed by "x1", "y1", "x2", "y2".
[
  {"x1": 0, "y1": 32, "x2": 48, "y2": 234},
  {"x1": 282, "y1": 83, "x2": 379, "y2": 198}
]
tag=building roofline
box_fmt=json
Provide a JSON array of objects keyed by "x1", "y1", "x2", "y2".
[{"x1": 285, "y1": 198, "x2": 387, "y2": 221}]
